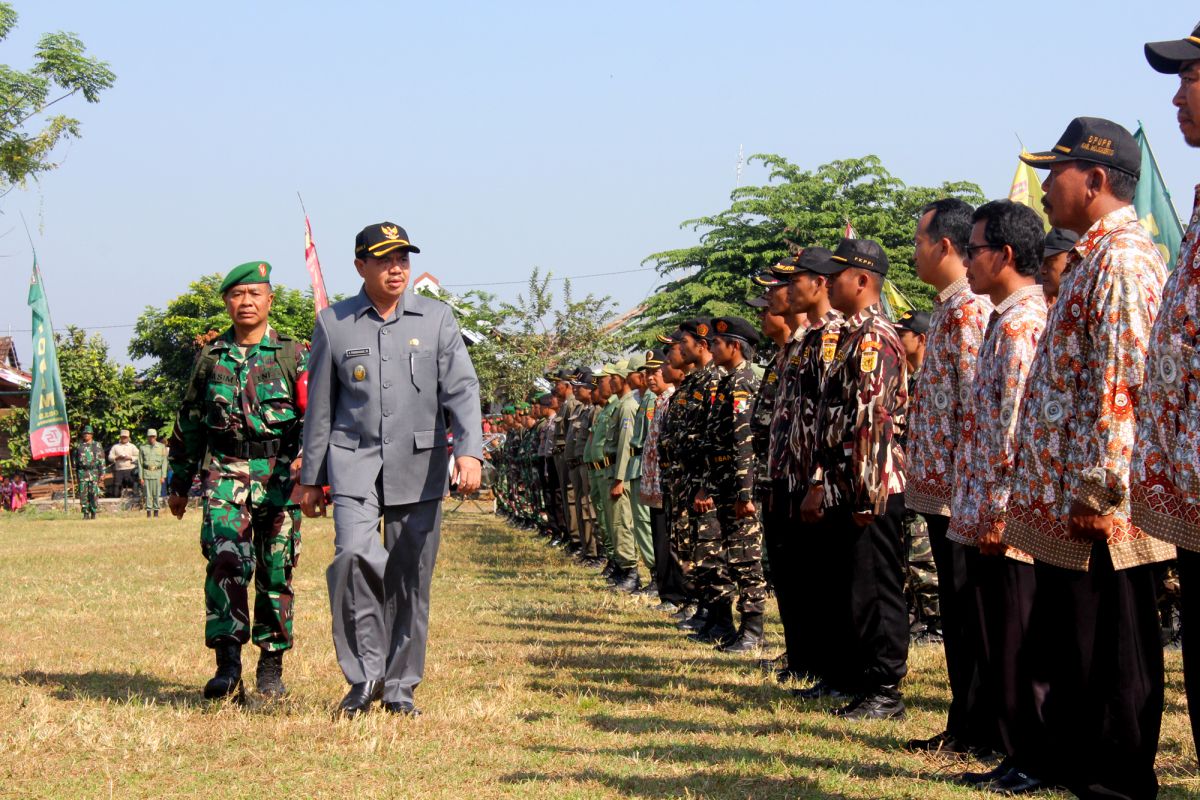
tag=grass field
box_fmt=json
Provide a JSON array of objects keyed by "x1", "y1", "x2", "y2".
[{"x1": 0, "y1": 509, "x2": 1195, "y2": 799}]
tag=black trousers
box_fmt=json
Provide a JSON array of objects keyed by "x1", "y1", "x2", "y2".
[
  {"x1": 651, "y1": 506, "x2": 688, "y2": 605},
  {"x1": 966, "y1": 550, "x2": 1036, "y2": 758},
  {"x1": 1179, "y1": 547, "x2": 1200, "y2": 767},
  {"x1": 111, "y1": 468, "x2": 137, "y2": 497},
  {"x1": 822, "y1": 495, "x2": 909, "y2": 693},
  {"x1": 1018, "y1": 545, "x2": 1164, "y2": 800},
  {"x1": 763, "y1": 479, "x2": 809, "y2": 675},
  {"x1": 540, "y1": 457, "x2": 564, "y2": 535},
  {"x1": 926, "y1": 514, "x2": 988, "y2": 745}
]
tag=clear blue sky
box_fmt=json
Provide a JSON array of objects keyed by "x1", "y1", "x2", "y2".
[{"x1": 2, "y1": 1, "x2": 1197, "y2": 367}]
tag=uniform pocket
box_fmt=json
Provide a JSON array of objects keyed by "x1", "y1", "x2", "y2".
[{"x1": 329, "y1": 429, "x2": 360, "y2": 450}]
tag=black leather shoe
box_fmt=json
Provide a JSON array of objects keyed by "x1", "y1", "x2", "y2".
[
  {"x1": 903, "y1": 730, "x2": 970, "y2": 754},
  {"x1": 203, "y1": 644, "x2": 244, "y2": 701},
  {"x1": 792, "y1": 680, "x2": 849, "y2": 701},
  {"x1": 383, "y1": 701, "x2": 422, "y2": 717},
  {"x1": 677, "y1": 609, "x2": 709, "y2": 631},
  {"x1": 255, "y1": 649, "x2": 286, "y2": 698},
  {"x1": 612, "y1": 571, "x2": 640, "y2": 592},
  {"x1": 959, "y1": 761, "x2": 1013, "y2": 787},
  {"x1": 717, "y1": 630, "x2": 762, "y2": 653},
  {"x1": 337, "y1": 680, "x2": 384, "y2": 717},
  {"x1": 832, "y1": 688, "x2": 906, "y2": 720},
  {"x1": 987, "y1": 767, "x2": 1045, "y2": 795},
  {"x1": 687, "y1": 621, "x2": 735, "y2": 644}
]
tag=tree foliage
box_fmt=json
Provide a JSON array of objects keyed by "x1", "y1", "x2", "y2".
[
  {"x1": 127, "y1": 275, "x2": 321, "y2": 433},
  {"x1": 423, "y1": 268, "x2": 621, "y2": 408},
  {"x1": 0, "y1": 2, "x2": 115, "y2": 192},
  {"x1": 0, "y1": 327, "x2": 140, "y2": 472},
  {"x1": 629, "y1": 155, "x2": 985, "y2": 345}
]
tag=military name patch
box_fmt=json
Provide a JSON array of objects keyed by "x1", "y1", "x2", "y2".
[{"x1": 345, "y1": 348, "x2": 371, "y2": 358}]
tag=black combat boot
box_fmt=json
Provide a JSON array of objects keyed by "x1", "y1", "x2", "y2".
[
  {"x1": 677, "y1": 602, "x2": 709, "y2": 631},
  {"x1": 832, "y1": 685, "x2": 906, "y2": 720},
  {"x1": 688, "y1": 600, "x2": 734, "y2": 644},
  {"x1": 203, "y1": 644, "x2": 244, "y2": 701},
  {"x1": 256, "y1": 649, "x2": 286, "y2": 698},
  {"x1": 153, "y1": 510, "x2": 159, "y2": 518},
  {"x1": 718, "y1": 613, "x2": 765, "y2": 653},
  {"x1": 612, "y1": 568, "x2": 640, "y2": 593},
  {"x1": 146, "y1": 509, "x2": 151, "y2": 518}
]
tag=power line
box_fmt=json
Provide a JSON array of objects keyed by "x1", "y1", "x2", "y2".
[
  {"x1": 440, "y1": 266, "x2": 657, "y2": 288},
  {"x1": 7, "y1": 322, "x2": 136, "y2": 333}
]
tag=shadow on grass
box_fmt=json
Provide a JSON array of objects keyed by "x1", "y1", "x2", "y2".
[{"x1": 16, "y1": 669, "x2": 207, "y2": 709}]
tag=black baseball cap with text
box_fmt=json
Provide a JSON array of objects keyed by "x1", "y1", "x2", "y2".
[
  {"x1": 1019, "y1": 117, "x2": 1140, "y2": 178},
  {"x1": 828, "y1": 238, "x2": 889, "y2": 276}
]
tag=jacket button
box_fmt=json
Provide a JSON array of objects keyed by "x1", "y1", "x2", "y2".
[
  {"x1": 383, "y1": 408, "x2": 391, "y2": 417},
  {"x1": 383, "y1": 381, "x2": 392, "y2": 389},
  {"x1": 382, "y1": 354, "x2": 390, "y2": 361},
  {"x1": 381, "y1": 329, "x2": 390, "y2": 335},
  {"x1": 384, "y1": 437, "x2": 392, "y2": 445}
]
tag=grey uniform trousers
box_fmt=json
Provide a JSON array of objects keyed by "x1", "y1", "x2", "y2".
[{"x1": 329, "y1": 479, "x2": 442, "y2": 705}]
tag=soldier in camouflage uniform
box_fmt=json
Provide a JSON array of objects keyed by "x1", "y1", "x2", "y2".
[
  {"x1": 673, "y1": 319, "x2": 725, "y2": 638},
  {"x1": 72, "y1": 424, "x2": 106, "y2": 519},
  {"x1": 657, "y1": 330, "x2": 699, "y2": 623},
  {"x1": 167, "y1": 261, "x2": 307, "y2": 702},
  {"x1": 797, "y1": 238, "x2": 909, "y2": 721},
  {"x1": 697, "y1": 317, "x2": 767, "y2": 653},
  {"x1": 895, "y1": 310, "x2": 940, "y2": 642}
]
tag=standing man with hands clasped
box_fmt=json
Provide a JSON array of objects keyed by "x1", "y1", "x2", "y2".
[{"x1": 296, "y1": 222, "x2": 483, "y2": 719}]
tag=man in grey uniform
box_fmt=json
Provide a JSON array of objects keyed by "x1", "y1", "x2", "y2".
[{"x1": 297, "y1": 222, "x2": 483, "y2": 718}]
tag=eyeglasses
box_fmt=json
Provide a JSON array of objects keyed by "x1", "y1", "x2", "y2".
[{"x1": 964, "y1": 243, "x2": 1003, "y2": 260}]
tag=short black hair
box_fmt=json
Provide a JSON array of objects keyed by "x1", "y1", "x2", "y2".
[
  {"x1": 1101, "y1": 166, "x2": 1138, "y2": 202},
  {"x1": 972, "y1": 199, "x2": 1046, "y2": 277},
  {"x1": 920, "y1": 198, "x2": 975, "y2": 256}
]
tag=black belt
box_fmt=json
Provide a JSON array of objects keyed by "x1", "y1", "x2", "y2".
[
  {"x1": 588, "y1": 456, "x2": 612, "y2": 470},
  {"x1": 211, "y1": 435, "x2": 282, "y2": 459}
]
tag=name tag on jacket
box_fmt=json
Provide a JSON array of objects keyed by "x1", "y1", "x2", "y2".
[{"x1": 344, "y1": 348, "x2": 371, "y2": 358}]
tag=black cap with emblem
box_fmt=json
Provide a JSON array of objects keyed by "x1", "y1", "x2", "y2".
[
  {"x1": 643, "y1": 347, "x2": 666, "y2": 369},
  {"x1": 792, "y1": 246, "x2": 837, "y2": 276},
  {"x1": 571, "y1": 367, "x2": 594, "y2": 387},
  {"x1": 1145, "y1": 21, "x2": 1200, "y2": 74},
  {"x1": 752, "y1": 270, "x2": 788, "y2": 288},
  {"x1": 828, "y1": 238, "x2": 890, "y2": 276},
  {"x1": 1019, "y1": 117, "x2": 1141, "y2": 178},
  {"x1": 355, "y1": 222, "x2": 422, "y2": 259},
  {"x1": 711, "y1": 316, "x2": 761, "y2": 347},
  {"x1": 746, "y1": 294, "x2": 770, "y2": 309},
  {"x1": 678, "y1": 318, "x2": 713, "y2": 341},
  {"x1": 894, "y1": 310, "x2": 931, "y2": 335}
]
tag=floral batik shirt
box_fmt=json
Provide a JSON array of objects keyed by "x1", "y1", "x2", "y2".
[
  {"x1": 639, "y1": 385, "x2": 675, "y2": 509},
  {"x1": 811, "y1": 304, "x2": 907, "y2": 514},
  {"x1": 1132, "y1": 185, "x2": 1200, "y2": 553},
  {"x1": 1004, "y1": 205, "x2": 1173, "y2": 571},
  {"x1": 786, "y1": 309, "x2": 845, "y2": 492},
  {"x1": 947, "y1": 284, "x2": 1046, "y2": 563},
  {"x1": 905, "y1": 277, "x2": 989, "y2": 517}
]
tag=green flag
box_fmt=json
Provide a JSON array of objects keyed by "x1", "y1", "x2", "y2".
[
  {"x1": 27, "y1": 259, "x2": 70, "y2": 459},
  {"x1": 1134, "y1": 123, "x2": 1184, "y2": 269}
]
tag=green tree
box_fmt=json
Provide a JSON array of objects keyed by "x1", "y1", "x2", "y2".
[
  {"x1": 0, "y1": 326, "x2": 140, "y2": 472},
  {"x1": 422, "y1": 268, "x2": 620, "y2": 408},
  {"x1": 630, "y1": 154, "x2": 985, "y2": 345},
  {"x1": 0, "y1": 2, "x2": 115, "y2": 192},
  {"x1": 127, "y1": 275, "x2": 320, "y2": 433}
]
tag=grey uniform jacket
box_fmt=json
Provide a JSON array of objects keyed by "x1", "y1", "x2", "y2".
[{"x1": 300, "y1": 287, "x2": 483, "y2": 505}]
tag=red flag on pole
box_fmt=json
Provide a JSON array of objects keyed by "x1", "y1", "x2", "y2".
[{"x1": 304, "y1": 215, "x2": 329, "y2": 314}]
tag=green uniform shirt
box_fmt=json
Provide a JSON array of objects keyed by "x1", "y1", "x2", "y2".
[
  {"x1": 627, "y1": 388, "x2": 657, "y2": 481},
  {"x1": 584, "y1": 399, "x2": 614, "y2": 466},
  {"x1": 138, "y1": 441, "x2": 168, "y2": 476},
  {"x1": 605, "y1": 391, "x2": 638, "y2": 481}
]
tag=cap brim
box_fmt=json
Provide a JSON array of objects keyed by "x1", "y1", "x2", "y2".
[
  {"x1": 746, "y1": 296, "x2": 770, "y2": 308},
  {"x1": 365, "y1": 242, "x2": 421, "y2": 257},
  {"x1": 1019, "y1": 149, "x2": 1069, "y2": 169},
  {"x1": 751, "y1": 273, "x2": 788, "y2": 288},
  {"x1": 1145, "y1": 39, "x2": 1200, "y2": 74}
]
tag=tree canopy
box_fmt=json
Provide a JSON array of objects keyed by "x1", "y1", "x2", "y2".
[
  {"x1": 628, "y1": 154, "x2": 985, "y2": 345},
  {"x1": 0, "y1": 2, "x2": 115, "y2": 193}
]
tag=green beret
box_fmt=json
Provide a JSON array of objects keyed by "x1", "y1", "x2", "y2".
[
  {"x1": 82, "y1": 424, "x2": 93, "y2": 434},
  {"x1": 501, "y1": 405, "x2": 515, "y2": 414},
  {"x1": 219, "y1": 261, "x2": 272, "y2": 294}
]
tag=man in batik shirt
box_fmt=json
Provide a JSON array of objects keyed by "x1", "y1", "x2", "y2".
[
  {"x1": 943, "y1": 200, "x2": 1048, "y2": 788},
  {"x1": 798, "y1": 238, "x2": 908, "y2": 721},
  {"x1": 905, "y1": 198, "x2": 992, "y2": 754},
  {"x1": 1005, "y1": 117, "x2": 1170, "y2": 799},
  {"x1": 641, "y1": 347, "x2": 688, "y2": 612},
  {"x1": 1134, "y1": 30, "x2": 1200, "y2": 767}
]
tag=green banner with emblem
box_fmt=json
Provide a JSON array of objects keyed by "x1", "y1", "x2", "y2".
[
  {"x1": 27, "y1": 258, "x2": 71, "y2": 459},
  {"x1": 1134, "y1": 123, "x2": 1184, "y2": 269}
]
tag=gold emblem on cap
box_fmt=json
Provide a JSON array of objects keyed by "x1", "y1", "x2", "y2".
[
  {"x1": 409, "y1": 338, "x2": 420, "y2": 346},
  {"x1": 696, "y1": 323, "x2": 709, "y2": 337},
  {"x1": 381, "y1": 225, "x2": 400, "y2": 240},
  {"x1": 353, "y1": 364, "x2": 367, "y2": 381},
  {"x1": 715, "y1": 320, "x2": 729, "y2": 333}
]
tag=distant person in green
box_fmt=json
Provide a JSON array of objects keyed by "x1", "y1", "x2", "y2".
[
  {"x1": 138, "y1": 428, "x2": 168, "y2": 518},
  {"x1": 167, "y1": 261, "x2": 308, "y2": 703},
  {"x1": 72, "y1": 425, "x2": 105, "y2": 519}
]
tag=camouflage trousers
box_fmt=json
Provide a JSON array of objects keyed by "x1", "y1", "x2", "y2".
[
  {"x1": 78, "y1": 477, "x2": 101, "y2": 515},
  {"x1": 201, "y1": 484, "x2": 300, "y2": 651},
  {"x1": 903, "y1": 510, "x2": 940, "y2": 636},
  {"x1": 662, "y1": 474, "x2": 694, "y2": 577},
  {"x1": 692, "y1": 488, "x2": 768, "y2": 616}
]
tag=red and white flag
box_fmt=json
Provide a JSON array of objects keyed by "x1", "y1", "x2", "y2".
[{"x1": 304, "y1": 215, "x2": 329, "y2": 314}]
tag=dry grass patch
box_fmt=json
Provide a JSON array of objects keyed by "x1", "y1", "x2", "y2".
[{"x1": 0, "y1": 510, "x2": 1194, "y2": 798}]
